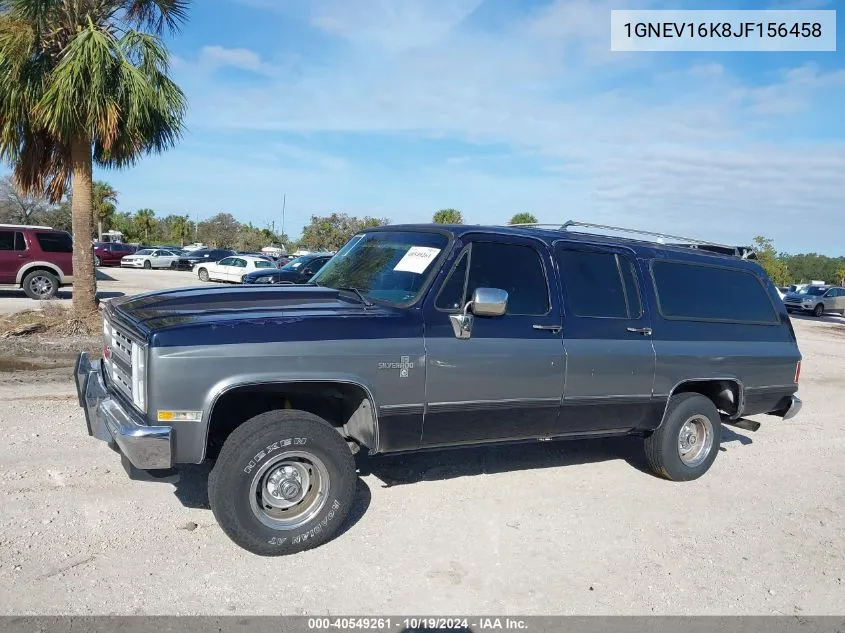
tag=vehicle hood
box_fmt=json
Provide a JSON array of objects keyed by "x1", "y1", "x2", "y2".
[
  {"x1": 105, "y1": 285, "x2": 399, "y2": 347},
  {"x1": 784, "y1": 292, "x2": 815, "y2": 300}
]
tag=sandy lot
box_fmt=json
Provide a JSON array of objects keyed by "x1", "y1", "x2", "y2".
[
  {"x1": 0, "y1": 266, "x2": 225, "y2": 314},
  {"x1": 0, "y1": 314, "x2": 842, "y2": 615}
]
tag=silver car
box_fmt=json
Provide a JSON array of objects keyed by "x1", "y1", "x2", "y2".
[{"x1": 783, "y1": 285, "x2": 845, "y2": 317}]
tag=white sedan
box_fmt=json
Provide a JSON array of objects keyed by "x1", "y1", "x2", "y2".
[
  {"x1": 121, "y1": 248, "x2": 182, "y2": 269},
  {"x1": 195, "y1": 255, "x2": 276, "y2": 283}
]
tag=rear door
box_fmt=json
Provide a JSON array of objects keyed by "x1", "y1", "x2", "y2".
[
  {"x1": 553, "y1": 242, "x2": 657, "y2": 433},
  {"x1": 0, "y1": 230, "x2": 29, "y2": 284}
]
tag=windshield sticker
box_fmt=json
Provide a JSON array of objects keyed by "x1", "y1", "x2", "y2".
[{"x1": 393, "y1": 247, "x2": 441, "y2": 274}]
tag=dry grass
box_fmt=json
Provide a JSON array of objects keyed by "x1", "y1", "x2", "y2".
[{"x1": 0, "y1": 302, "x2": 102, "y2": 338}]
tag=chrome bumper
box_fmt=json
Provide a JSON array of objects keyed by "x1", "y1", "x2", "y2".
[
  {"x1": 74, "y1": 352, "x2": 173, "y2": 470},
  {"x1": 782, "y1": 395, "x2": 803, "y2": 421}
]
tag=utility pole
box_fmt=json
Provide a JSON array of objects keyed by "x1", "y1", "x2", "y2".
[{"x1": 281, "y1": 194, "x2": 286, "y2": 240}]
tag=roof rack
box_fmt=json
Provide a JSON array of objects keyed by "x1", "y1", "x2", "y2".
[{"x1": 507, "y1": 220, "x2": 756, "y2": 259}]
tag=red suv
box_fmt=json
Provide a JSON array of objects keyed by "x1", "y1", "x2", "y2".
[
  {"x1": 0, "y1": 224, "x2": 74, "y2": 299},
  {"x1": 93, "y1": 241, "x2": 137, "y2": 266}
]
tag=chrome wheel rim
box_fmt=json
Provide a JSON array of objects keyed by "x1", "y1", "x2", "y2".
[
  {"x1": 248, "y1": 451, "x2": 330, "y2": 530},
  {"x1": 94, "y1": 256, "x2": 101, "y2": 266},
  {"x1": 28, "y1": 275, "x2": 54, "y2": 298},
  {"x1": 678, "y1": 414, "x2": 714, "y2": 468}
]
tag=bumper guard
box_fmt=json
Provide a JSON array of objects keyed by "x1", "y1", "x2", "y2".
[{"x1": 74, "y1": 352, "x2": 173, "y2": 470}]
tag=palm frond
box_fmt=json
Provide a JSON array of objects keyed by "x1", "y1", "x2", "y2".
[{"x1": 125, "y1": 0, "x2": 189, "y2": 35}]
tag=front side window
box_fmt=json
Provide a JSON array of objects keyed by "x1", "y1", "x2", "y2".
[
  {"x1": 435, "y1": 241, "x2": 550, "y2": 316},
  {"x1": 233, "y1": 259, "x2": 247, "y2": 268},
  {"x1": 218, "y1": 257, "x2": 235, "y2": 266},
  {"x1": 555, "y1": 247, "x2": 642, "y2": 319},
  {"x1": 311, "y1": 230, "x2": 449, "y2": 305},
  {"x1": 35, "y1": 232, "x2": 72, "y2": 253}
]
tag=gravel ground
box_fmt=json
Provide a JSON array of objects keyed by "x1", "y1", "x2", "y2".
[
  {"x1": 0, "y1": 266, "x2": 224, "y2": 314},
  {"x1": 0, "y1": 315, "x2": 843, "y2": 615}
]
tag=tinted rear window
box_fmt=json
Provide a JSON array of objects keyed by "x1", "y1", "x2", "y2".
[
  {"x1": 652, "y1": 260, "x2": 778, "y2": 323},
  {"x1": 35, "y1": 232, "x2": 73, "y2": 253}
]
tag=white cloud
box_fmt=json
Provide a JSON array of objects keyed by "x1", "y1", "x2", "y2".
[{"x1": 197, "y1": 45, "x2": 266, "y2": 73}]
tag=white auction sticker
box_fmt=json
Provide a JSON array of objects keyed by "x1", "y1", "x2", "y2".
[{"x1": 393, "y1": 247, "x2": 441, "y2": 274}]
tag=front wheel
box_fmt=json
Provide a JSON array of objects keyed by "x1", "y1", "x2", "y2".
[
  {"x1": 644, "y1": 392, "x2": 721, "y2": 481},
  {"x1": 94, "y1": 255, "x2": 101, "y2": 267},
  {"x1": 813, "y1": 303, "x2": 824, "y2": 317},
  {"x1": 198, "y1": 268, "x2": 210, "y2": 282},
  {"x1": 143, "y1": 260, "x2": 152, "y2": 269},
  {"x1": 208, "y1": 409, "x2": 357, "y2": 556}
]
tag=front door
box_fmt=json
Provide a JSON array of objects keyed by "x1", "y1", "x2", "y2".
[
  {"x1": 553, "y1": 242, "x2": 657, "y2": 433},
  {"x1": 0, "y1": 230, "x2": 28, "y2": 284},
  {"x1": 421, "y1": 235, "x2": 566, "y2": 447}
]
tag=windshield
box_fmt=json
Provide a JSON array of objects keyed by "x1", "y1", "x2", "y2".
[
  {"x1": 802, "y1": 286, "x2": 828, "y2": 296},
  {"x1": 135, "y1": 249, "x2": 154, "y2": 256},
  {"x1": 280, "y1": 256, "x2": 311, "y2": 271},
  {"x1": 310, "y1": 230, "x2": 449, "y2": 305}
]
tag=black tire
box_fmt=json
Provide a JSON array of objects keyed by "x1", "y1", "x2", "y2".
[
  {"x1": 785, "y1": 307, "x2": 793, "y2": 314},
  {"x1": 22, "y1": 270, "x2": 59, "y2": 300},
  {"x1": 143, "y1": 260, "x2": 152, "y2": 269},
  {"x1": 813, "y1": 303, "x2": 824, "y2": 317},
  {"x1": 94, "y1": 255, "x2": 101, "y2": 267},
  {"x1": 198, "y1": 268, "x2": 209, "y2": 282},
  {"x1": 644, "y1": 392, "x2": 721, "y2": 482},
  {"x1": 170, "y1": 261, "x2": 177, "y2": 269},
  {"x1": 208, "y1": 409, "x2": 357, "y2": 556}
]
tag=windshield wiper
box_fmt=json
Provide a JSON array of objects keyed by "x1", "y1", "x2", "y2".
[{"x1": 338, "y1": 286, "x2": 374, "y2": 307}]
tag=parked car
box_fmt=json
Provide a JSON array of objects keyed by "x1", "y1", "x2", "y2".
[
  {"x1": 242, "y1": 252, "x2": 333, "y2": 285},
  {"x1": 174, "y1": 248, "x2": 237, "y2": 271},
  {"x1": 196, "y1": 254, "x2": 277, "y2": 283},
  {"x1": 94, "y1": 241, "x2": 137, "y2": 266},
  {"x1": 75, "y1": 220, "x2": 802, "y2": 556},
  {"x1": 121, "y1": 248, "x2": 182, "y2": 269},
  {"x1": 0, "y1": 224, "x2": 74, "y2": 299},
  {"x1": 783, "y1": 285, "x2": 845, "y2": 317}
]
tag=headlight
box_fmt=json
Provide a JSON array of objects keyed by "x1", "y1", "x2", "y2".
[
  {"x1": 253, "y1": 276, "x2": 274, "y2": 284},
  {"x1": 131, "y1": 341, "x2": 147, "y2": 411}
]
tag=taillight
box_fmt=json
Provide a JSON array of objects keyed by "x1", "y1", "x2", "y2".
[{"x1": 794, "y1": 361, "x2": 801, "y2": 384}]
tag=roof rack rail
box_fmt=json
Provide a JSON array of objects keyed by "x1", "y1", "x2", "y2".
[{"x1": 508, "y1": 220, "x2": 756, "y2": 259}]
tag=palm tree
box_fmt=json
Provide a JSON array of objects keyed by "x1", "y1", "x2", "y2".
[
  {"x1": 135, "y1": 208, "x2": 156, "y2": 242},
  {"x1": 171, "y1": 214, "x2": 191, "y2": 246},
  {"x1": 509, "y1": 212, "x2": 537, "y2": 225},
  {"x1": 0, "y1": 1, "x2": 189, "y2": 316},
  {"x1": 433, "y1": 208, "x2": 463, "y2": 224},
  {"x1": 92, "y1": 181, "x2": 118, "y2": 241}
]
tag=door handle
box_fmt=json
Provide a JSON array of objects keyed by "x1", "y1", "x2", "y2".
[
  {"x1": 626, "y1": 327, "x2": 652, "y2": 336},
  {"x1": 533, "y1": 324, "x2": 562, "y2": 333}
]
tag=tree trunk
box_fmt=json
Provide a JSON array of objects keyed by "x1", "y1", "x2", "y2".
[
  {"x1": 97, "y1": 219, "x2": 103, "y2": 242},
  {"x1": 70, "y1": 137, "x2": 97, "y2": 316}
]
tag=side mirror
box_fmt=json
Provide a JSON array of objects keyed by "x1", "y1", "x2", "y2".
[
  {"x1": 449, "y1": 287, "x2": 508, "y2": 339},
  {"x1": 470, "y1": 287, "x2": 508, "y2": 317}
]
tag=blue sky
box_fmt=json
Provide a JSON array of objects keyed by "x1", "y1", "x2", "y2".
[{"x1": 98, "y1": 0, "x2": 844, "y2": 253}]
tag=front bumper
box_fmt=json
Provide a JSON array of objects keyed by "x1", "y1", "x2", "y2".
[{"x1": 74, "y1": 352, "x2": 173, "y2": 469}]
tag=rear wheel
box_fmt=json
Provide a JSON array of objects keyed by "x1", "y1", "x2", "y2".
[
  {"x1": 22, "y1": 270, "x2": 59, "y2": 300},
  {"x1": 208, "y1": 409, "x2": 357, "y2": 556},
  {"x1": 813, "y1": 303, "x2": 824, "y2": 317},
  {"x1": 198, "y1": 268, "x2": 210, "y2": 282},
  {"x1": 645, "y1": 392, "x2": 721, "y2": 481}
]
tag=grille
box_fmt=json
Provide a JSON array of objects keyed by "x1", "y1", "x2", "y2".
[{"x1": 103, "y1": 318, "x2": 135, "y2": 404}]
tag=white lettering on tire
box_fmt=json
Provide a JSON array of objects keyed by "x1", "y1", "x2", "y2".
[
  {"x1": 290, "y1": 499, "x2": 341, "y2": 545},
  {"x1": 243, "y1": 437, "x2": 307, "y2": 474}
]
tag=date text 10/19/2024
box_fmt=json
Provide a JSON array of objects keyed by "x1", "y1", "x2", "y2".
[{"x1": 307, "y1": 618, "x2": 529, "y2": 631}]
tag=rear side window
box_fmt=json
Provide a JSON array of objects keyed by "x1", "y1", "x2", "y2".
[
  {"x1": 0, "y1": 231, "x2": 26, "y2": 251},
  {"x1": 652, "y1": 260, "x2": 778, "y2": 323},
  {"x1": 556, "y1": 247, "x2": 642, "y2": 319},
  {"x1": 35, "y1": 232, "x2": 72, "y2": 253}
]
